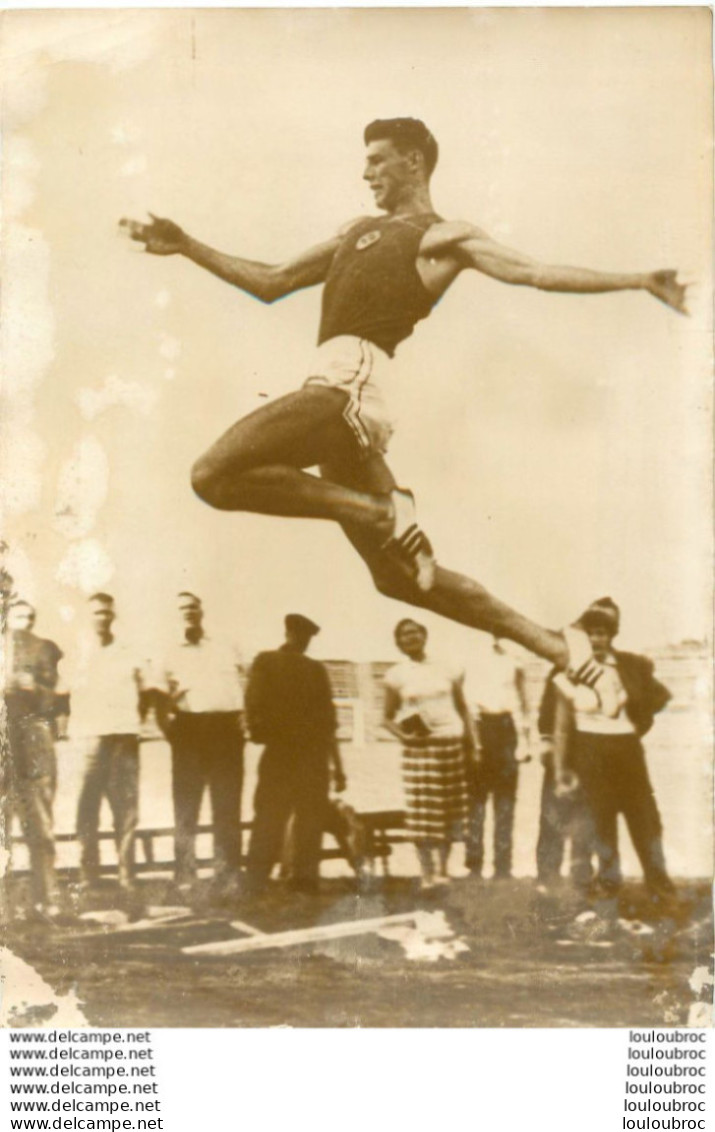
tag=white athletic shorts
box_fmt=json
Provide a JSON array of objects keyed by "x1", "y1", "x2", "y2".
[{"x1": 304, "y1": 336, "x2": 396, "y2": 457}]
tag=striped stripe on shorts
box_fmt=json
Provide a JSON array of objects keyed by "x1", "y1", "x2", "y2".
[{"x1": 304, "y1": 335, "x2": 395, "y2": 456}]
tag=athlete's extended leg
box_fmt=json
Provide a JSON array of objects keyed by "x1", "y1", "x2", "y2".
[
  {"x1": 320, "y1": 452, "x2": 569, "y2": 667},
  {"x1": 191, "y1": 386, "x2": 393, "y2": 530},
  {"x1": 193, "y1": 387, "x2": 576, "y2": 669}
]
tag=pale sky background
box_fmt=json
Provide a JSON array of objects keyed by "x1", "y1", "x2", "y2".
[{"x1": 1, "y1": 8, "x2": 712, "y2": 667}]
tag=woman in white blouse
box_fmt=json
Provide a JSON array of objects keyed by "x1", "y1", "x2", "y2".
[{"x1": 383, "y1": 619, "x2": 478, "y2": 890}]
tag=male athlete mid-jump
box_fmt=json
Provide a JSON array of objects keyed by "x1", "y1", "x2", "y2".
[{"x1": 122, "y1": 117, "x2": 688, "y2": 679}]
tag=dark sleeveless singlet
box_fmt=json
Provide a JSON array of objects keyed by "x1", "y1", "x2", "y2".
[{"x1": 318, "y1": 213, "x2": 441, "y2": 357}]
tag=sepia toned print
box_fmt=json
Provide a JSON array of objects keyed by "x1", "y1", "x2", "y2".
[{"x1": 0, "y1": 8, "x2": 712, "y2": 1028}]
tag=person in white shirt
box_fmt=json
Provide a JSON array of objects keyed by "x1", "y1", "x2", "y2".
[
  {"x1": 463, "y1": 637, "x2": 530, "y2": 879},
  {"x1": 69, "y1": 594, "x2": 146, "y2": 894},
  {"x1": 383, "y1": 618, "x2": 478, "y2": 890},
  {"x1": 546, "y1": 597, "x2": 674, "y2": 910},
  {"x1": 160, "y1": 592, "x2": 245, "y2": 895}
]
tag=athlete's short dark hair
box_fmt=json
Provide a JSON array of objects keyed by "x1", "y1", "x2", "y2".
[
  {"x1": 88, "y1": 592, "x2": 114, "y2": 606},
  {"x1": 364, "y1": 118, "x2": 439, "y2": 176}
]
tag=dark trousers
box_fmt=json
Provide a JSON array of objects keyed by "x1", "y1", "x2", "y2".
[
  {"x1": 465, "y1": 713, "x2": 518, "y2": 877},
  {"x1": 573, "y1": 731, "x2": 673, "y2": 897},
  {"x1": 246, "y1": 744, "x2": 329, "y2": 890},
  {"x1": 535, "y1": 765, "x2": 594, "y2": 887},
  {"x1": 76, "y1": 735, "x2": 139, "y2": 887},
  {"x1": 2, "y1": 717, "x2": 57, "y2": 906},
  {"x1": 169, "y1": 712, "x2": 244, "y2": 884}
]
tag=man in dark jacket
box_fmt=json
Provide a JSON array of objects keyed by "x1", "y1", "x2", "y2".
[
  {"x1": 537, "y1": 597, "x2": 674, "y2": 905},
  {"x1": 245, "y1": 614, "x2": 346, "y2": 895}
]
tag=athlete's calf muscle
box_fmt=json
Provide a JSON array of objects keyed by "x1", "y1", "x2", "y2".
[{"x1": 350, "y1": 537, "x2": 567, "y2": 666}]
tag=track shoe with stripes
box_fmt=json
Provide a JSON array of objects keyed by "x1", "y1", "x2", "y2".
[{"x1": 383, "y1": 487, "x2": 437, "y2": 592}]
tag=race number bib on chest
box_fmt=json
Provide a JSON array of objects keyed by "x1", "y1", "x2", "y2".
[{"x1": 355, "y1": 230, "x2": 381, "y2": 251}]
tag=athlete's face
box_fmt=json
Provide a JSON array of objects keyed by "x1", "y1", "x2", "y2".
[{"x1": 363, "y1": 139, "x2": 414, "y2": 212}]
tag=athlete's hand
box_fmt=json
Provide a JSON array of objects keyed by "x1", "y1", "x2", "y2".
[
  {"x1": 647, "y1": 270, "x2": 689, "y2": 315},
  {"x1": 119, "y1": 213, "x2": 187, "y2": 256}
]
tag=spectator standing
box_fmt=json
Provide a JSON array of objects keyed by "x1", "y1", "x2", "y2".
[
  {"x1": 535, "y1": 672, "x2": 594, "y2": 893},
  {"x1": 68, "y1": 594, "x2": 145, "y2": 895},
  {"x1": 2, "y1": 601, "x2": 63, "y2": 919},
  {"x1": 383, "y1": 619, "x2": 477, "y2": 890},
  {"x1": 245, "y1": 614, "x2": 345, "y2": 896},
  {"x1": 546, "y1": 598, "x2": 675, "y2": 910},
  {"x1": 463, "y1": 637, "x2": 530, "y2": 879},
  {"x1": 161, "y1": 593, "x2": 245, "y2": 895}
]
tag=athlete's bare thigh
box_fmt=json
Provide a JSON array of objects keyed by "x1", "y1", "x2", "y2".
[{"x1": 195, "y1": 385, "x2": 361, "y2": 482}]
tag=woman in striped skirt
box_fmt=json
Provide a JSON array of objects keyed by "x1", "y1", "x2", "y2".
[{"x1": 383, "y1": 619, "x2": 479, "y2": 890}]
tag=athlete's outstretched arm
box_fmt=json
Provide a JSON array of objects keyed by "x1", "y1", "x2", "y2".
[
  {"x1": 119, "y1": 214, "x2": 340, "y2": 302},
  {"x1": 425, "y1": 222, "x2": 689, "y2": 314}
]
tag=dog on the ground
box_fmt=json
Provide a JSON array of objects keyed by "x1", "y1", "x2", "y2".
[{"x1": 282, "y1": 799, "x2": 387, "y2": 882}]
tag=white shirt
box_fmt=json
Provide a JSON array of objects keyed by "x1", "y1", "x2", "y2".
[
  {"x1": 465, "y1": 649, "x2": 524, "y2": 717},
  {"x1": 67, "y1": 636, "x2": 143, "y2": 738},
  {"x1": 554, "y1": 659, "x2": 635, "y2": 736},
  {"x1": 384, "y1": 657, "x2": 464, "y2": 740},
  {"x1": 163, "y1": 636, "x2": 244, "y2": 713}
]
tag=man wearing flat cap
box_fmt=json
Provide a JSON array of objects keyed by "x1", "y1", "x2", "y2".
[
  {"x1": 538, "y1": 597, "x2": 675, "y2": 909},
  {"x1": 244, "y1": 614, "x2": 346, "y2": 895}
]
